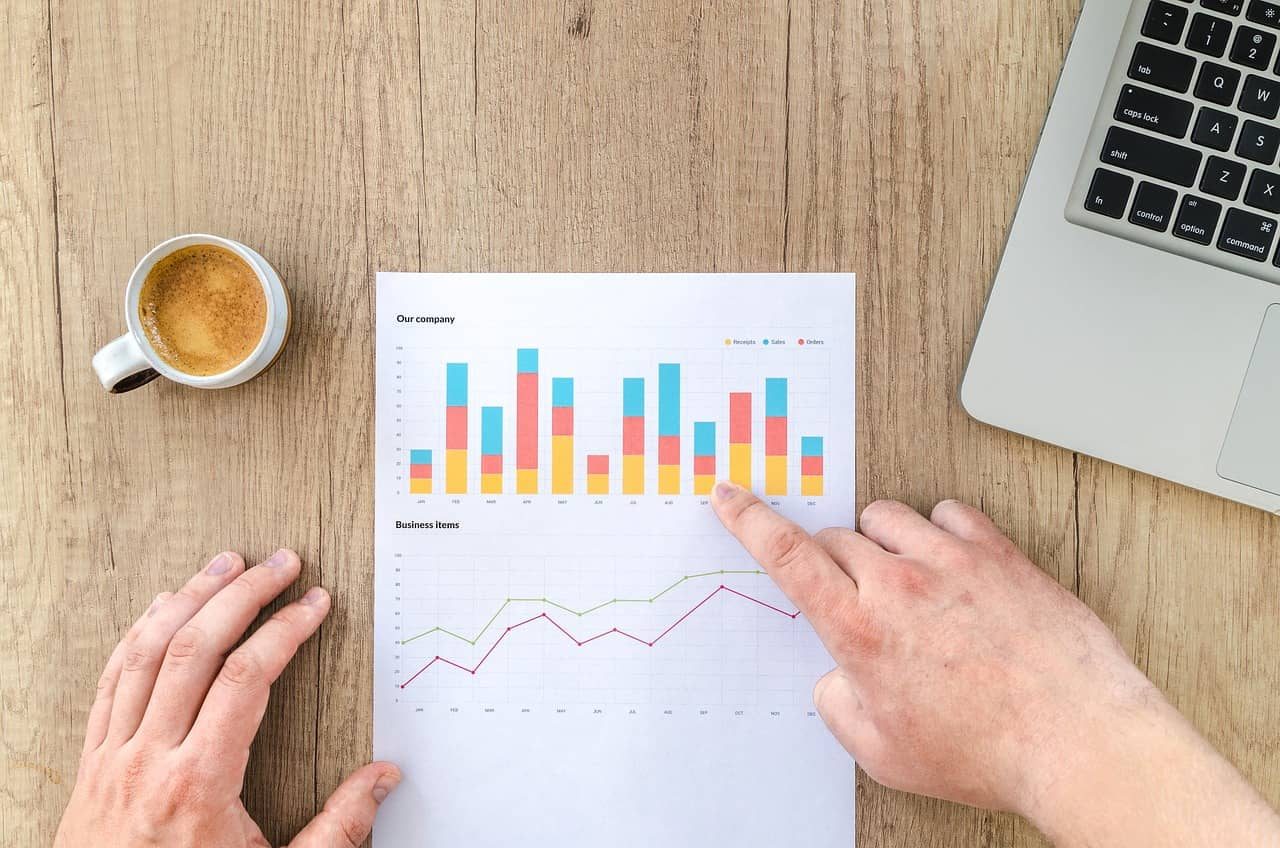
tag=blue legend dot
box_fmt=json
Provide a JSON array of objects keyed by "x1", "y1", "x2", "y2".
[{"x1": 762, "y1": 339, "x2": 770, "y2": 345}]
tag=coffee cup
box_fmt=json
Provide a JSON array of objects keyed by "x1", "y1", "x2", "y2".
[{"x1": 92, "y1": 234, "x2": 290, "y2": 393}]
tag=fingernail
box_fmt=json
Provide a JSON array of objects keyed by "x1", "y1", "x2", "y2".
[
  {"x1": 206, "y1": 552, "x2": 233, "y2": 575},
  {"x1": 263, "y1": 549, "x2": 290, "y2": 568},
  {"x1": 714, "y1": 480, "x2": 738, "y2": 500},
  {"x1": 372, "y1": 769, "x2": 401, "y2": 803},
  {"x1": 300, "y1": 587, "x2": 328, "y2": 605}
]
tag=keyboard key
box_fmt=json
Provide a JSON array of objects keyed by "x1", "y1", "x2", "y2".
[
  {"x1": 1245, "y1": 168, "x2": 1280, "y2": 211},
  {"x1": 1129, "y1": 41, "x2": 1198, "y2": 92},
  {"x1": 1114, "y1": 85, "x2": 1194, "y2": 136},
  {"x1": 1203, "y1": 0, "x2": 1244, "y2": 13},
  {"x1": 1240, "y1": 73, "x2": 1280, "y2": 117},
  {"x1": 1195, "y1": 61, "x2": 1242, "y2": 104},
  {"x1": 1192, "y1": 106, "x2": 1239, "y2": 149},
  {"x1": 1201, "y1": 154, "x2": 1248, "y2": 198},
  {"x1": 1129, "y1": 181, "x2": 1179, "y2": 230},
  {"x1": 1217, "y1": 207, "x2": 1277, "y2": 259},
  {"x1": 1174, "y1": 194, "x2": 1223, "y2": 243},
  {"x1": 1084, "y1": 168, "x2": 1135, "y2": 218},
  {"x1": 1101, "y1": 126, "x2": 1203, "y2": 186},
  {"x1": 1145, "y1": 0, "x2": 1191, "y2": 41},
  {"x1": 1230, "y1": 24, "x2": 1278, "y2": 66},
  {"x1": 1187, "y1": 12, "x2": 1234, "y2": 54},
  {"x1": 1235, "y1": 118, "x2": 1280, "y2": 162},
  {"x1": 1246, "y1": 0, "x2": 1280, "y2": 27}
]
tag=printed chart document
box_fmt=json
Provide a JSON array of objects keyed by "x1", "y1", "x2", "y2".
[{"x1": 374, "y1": 273, "x2": 856, "y2": 847}]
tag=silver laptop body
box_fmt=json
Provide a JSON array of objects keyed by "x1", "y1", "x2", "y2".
[{"x1": 963, "y1": 0, "x2": 1280, "y2": 513}]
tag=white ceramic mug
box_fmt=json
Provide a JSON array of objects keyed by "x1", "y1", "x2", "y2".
[{"x1": 92, "y1": 234, "x2": 291, "y2": 393}]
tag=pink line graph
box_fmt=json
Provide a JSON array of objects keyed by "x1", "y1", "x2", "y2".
[{"x1": 398, "y1": 585, "x2": 801, "y2": 688}]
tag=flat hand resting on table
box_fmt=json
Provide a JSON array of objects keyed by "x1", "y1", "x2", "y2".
[
  {"x1": 54, "y1": 549, "x2": 400, "y2": 848},
  {"x1": 58, "y1": 494, "x2": 1280, "y2": 847}
]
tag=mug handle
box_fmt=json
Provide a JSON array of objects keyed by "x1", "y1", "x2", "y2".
[{"x1": 92, "y1": 334, "x2": 160, "y2": 393}]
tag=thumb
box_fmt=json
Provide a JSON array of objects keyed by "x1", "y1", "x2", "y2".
[
  {"x1": 813, "y1": 668, "x2": 871, "y2": 759},
  {"x1": 289, "y1": 762, "x2": 401, "y2": 847}
]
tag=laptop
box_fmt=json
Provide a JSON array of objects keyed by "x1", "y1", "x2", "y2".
[{"x1": 962, "y1": 0, "x2": 1280, "y2": 514}]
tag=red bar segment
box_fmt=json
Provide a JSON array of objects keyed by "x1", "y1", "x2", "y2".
[
  {"x1": 693, "y1": 455, "x2": 716, "y2": 475},
  {"x1": 587, "y1": 454, "x2": 609, "y2": 475},
  {"x1": 481, "y1": 454, "x2": 503, "y2": 474},
  {"x1": 729, "y1": 393, "x2": 752, "y2": 443},
  {"x1": 552, "y1": 406, "x2": 574, "y2": 436},
  {"x1": 410, "y1": 464, "x2": 433, "y2": 479},
  {"x1": 622, "y1": 417, "x2": 644, "y2": 455},
  {"x1": 517, "y1": 372, "x2": 538, "y2": 469},
  {"x1": 658, "y1": 435, "x2": 680, "y2": 465},
  {"x1": 765, "y1": 416, "x2": 787, "y2": 455},
  {"x1": 446, "y1": 406, "x2": 468, "y2": 449},
  {"x1": 801, "y1": 455, "x2": 823, "y2": 476}
]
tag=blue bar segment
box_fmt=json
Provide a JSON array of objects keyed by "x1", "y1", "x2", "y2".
[
  {"x1": 765, "y1": 378, "x2": 788, "y2": 417},
  {"x1": 446, "y1": 363, "x2": 468, "y2": 407},
  {"x1": 517, "y1": 348, "x2": 539, "y2": 374},
  {"x1": 801, "y1": 436, "x2": 824, "y2": 457},
  {"x1": 658, "y1": 364, "x2": 680, "y2": 436},
  {"x1": 552, "y1": 377, "x2": 574, "y2": 408},
  {"x1": 410, "y1": 449, "x2": 433, "y2": 465},
  {"x1": 481, "y1": 407, "x2": 503, "y2": 455},
  {"x1": 693, "y1": 422, "x2": 716, "y2": 456},
  {"x1": 623, "y1": 378, "x2": 644, "y2": 417}
]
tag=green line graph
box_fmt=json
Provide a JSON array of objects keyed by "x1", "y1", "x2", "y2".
[{"x1": 398, "y1": 569, "x2": 768, "y2": 647}]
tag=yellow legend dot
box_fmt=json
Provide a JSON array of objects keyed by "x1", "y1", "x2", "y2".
[{"x1": 724, "y1": 338, "x2": 732, "y2": 346}]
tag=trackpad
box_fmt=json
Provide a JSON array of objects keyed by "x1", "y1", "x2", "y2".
[{"x1": 1219, "y1": 305, "x2": 1280, "y2": 495}]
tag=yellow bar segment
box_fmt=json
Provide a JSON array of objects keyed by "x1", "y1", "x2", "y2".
[
  {"x1": 801, "y1": 475, "x2": 824, "y2": 496},
  {"x1": 587, "y1": 474, "x2": 608, "y2": 495},
  {"x1": 693, "y1": 475, "x2": 714, "y2": 495},
  {"x1": 729, "y1": 443, "x2": 752, "y2": 488},
  {"x1": 622, "y1": 455, "x2": 644, "y2": 495},
  {"x1": 765, "y1": 455, "x2": 788, "y2": 496},
  {"x1": 517, "y1": 469, "x2": 538, "y2": 494},
  {"x1": 481, "y1": 473, "x2": 502, "y2": 494},
  {"x1": 409, "y1": 478, "x2": 432, "y2": 495},
  {"x1": 551, "y1": 434, "x2": 574, "y2": 494},
  {"x1": 446, "y1": 449, "x2": 467, "y2": 493},
  {"x1": 658, "y1": 465, "x2": 680, "y2": 495}
]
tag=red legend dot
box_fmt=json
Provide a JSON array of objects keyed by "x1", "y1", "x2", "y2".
[{"x1": 797, "y1": 338, "x2": 805, "y2": 346}]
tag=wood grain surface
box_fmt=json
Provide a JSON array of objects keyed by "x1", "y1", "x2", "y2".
[{"x1": 3, "y1": 0, "x2": 1277, "y2": 845}]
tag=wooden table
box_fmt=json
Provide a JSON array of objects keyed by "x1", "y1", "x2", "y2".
[{"x1": 4, "y1": 0, "x2": 1277, "y2": 844}]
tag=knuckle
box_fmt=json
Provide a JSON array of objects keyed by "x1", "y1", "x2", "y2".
[
  {"x1": 329, "y1": 809, "x2": 371, "y2": 847},
  {"x1": 833, "y1": 606, "x2": 882, "y2": 659},
  {"x1": 268, "y1": 606, "x2": 304, "y2": 631},
  {"x1": 217, "y1": 651, "x2": 264, "y2": 691},
  {"x1": 886, "y1": 563, "x2": 934, "y2": 597},
  {"x1": 122, "y1": 644, "x2": 160, "y2": 674},
  {"x1": 814, "y1": 526, "x2": 854, "y2": 548},
  {"x1": 765, "y1": 524, "x2": 812, "y2": 570},
  {"x1": 165, "y1": 624, "x2": 206, "y2": 662},
  {"x1": 117, "y1": 747, "x2": 153, "y2": 805}
]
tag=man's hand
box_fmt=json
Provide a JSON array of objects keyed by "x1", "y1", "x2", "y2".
[
  {"x1": 55, "y1": 549, "x2": 400, "y2": 848},
  {"x1": 711, "y1": 482, "x2": 1280, "y2": 846}
]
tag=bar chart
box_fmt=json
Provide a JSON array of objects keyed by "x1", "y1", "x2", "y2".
[{"x1": 399, "y1": 349, "x2": 831, "y2": 500}]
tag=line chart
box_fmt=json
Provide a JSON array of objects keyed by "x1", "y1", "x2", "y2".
[
  {"x1": 398, "y1": 568, "x2": 768, "y2": 646},
  {"x1": 398, "y1": 584, "x2": 801, "y2": 688}
]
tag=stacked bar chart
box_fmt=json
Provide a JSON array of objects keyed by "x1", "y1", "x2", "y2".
[
  {"x1": 446, "y1": 364, "x2": 468, "y2": 494},
  {"x1": 658, "y1": 364, "x2": 680, "y2": 494},
  {"x1": 481, "y1": 407, "x2": 503, "y2": 493},
  {"x1": 801, "y1": 437, "x2": 824, "y2": 495},
  {"x1": 729, "y1": 392, "x2": 752, "y2": 488},
  {"x1": 405, "y1": 352, "x2": 831, "y2": 499},
  {"x1": 693, "y1": 422, "x2": 716, "y2": 494},
  {"x1": 552, "y1": 378, "x2": 574, "y2": 494},
  {"x1": 409, "y1": 450, "x2": 433, "y2": 494},
  {"x1": 765, "y1": 378, "x2": 787, "y2": 496},
  {"x1": 517, "y1": 349, "x2": 538, "y2": 494},
  {"x1": 622, "y1": 378, "x2": 645, "y2": 495}
]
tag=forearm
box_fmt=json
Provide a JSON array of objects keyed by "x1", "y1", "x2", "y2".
[{"x1": 1026, "y1": 700, "x2": 1280, "y2": 847}]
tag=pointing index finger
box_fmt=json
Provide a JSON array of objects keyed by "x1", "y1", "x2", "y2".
[{"x1": 711, "y1": 481, "x2": 862, "y2": 659}]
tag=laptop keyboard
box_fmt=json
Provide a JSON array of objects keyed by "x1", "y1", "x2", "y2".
[{"x1": 1068, "y1": 0, "x2": 1280, "y2": 281}]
